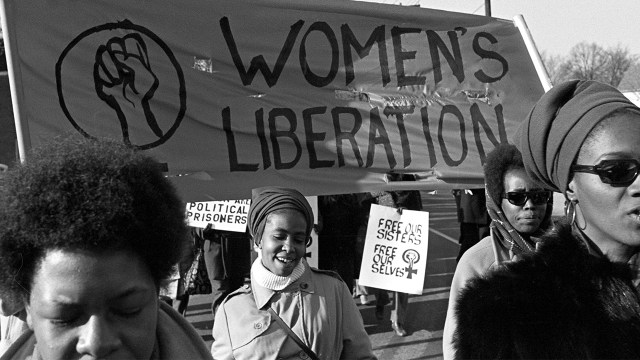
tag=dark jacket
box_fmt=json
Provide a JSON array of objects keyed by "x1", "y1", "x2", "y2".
[{"x1": 453, "y1": 221, "x2": 640, "y2": 359}]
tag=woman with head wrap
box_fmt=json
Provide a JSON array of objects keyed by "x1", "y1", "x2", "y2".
[
  {"x1": 211, "y1": 187, "x2": 376, "y2": 360},
  {"x1": 453, "y1": 80, "x2": 640, "y2": 358},
  {"x1": 442, "y1": 144, "x2": 552, "y2": 359}
]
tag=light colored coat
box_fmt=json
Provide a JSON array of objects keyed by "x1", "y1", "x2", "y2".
[
  {"x1": 442, "y1": 231, "x2": 508, "y2": 360},
  {"x1": 211, "y1": 266, "x2": 376, "y2": 360}
]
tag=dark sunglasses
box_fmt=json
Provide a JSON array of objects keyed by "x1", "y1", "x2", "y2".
[
  {"x1": 571, "y1": 159, "x2": 640, "y2": 186},
  {"x1": 503, "y1": 190, "x2": 552, "y2": 206}
]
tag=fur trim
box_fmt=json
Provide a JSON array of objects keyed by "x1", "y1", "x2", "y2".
[{"x1": 454, "y1": 221, "x2": 640, "y2": 359}]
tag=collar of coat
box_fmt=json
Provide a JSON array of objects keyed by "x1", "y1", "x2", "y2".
[{"x1": 252, "y1": 265, "x2": 316, "y2": 309}]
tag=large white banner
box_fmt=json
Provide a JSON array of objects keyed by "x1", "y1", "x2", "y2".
[
  {"x1": 2, "y1": 0, "x2": 544, "y2": 201},
  {"x1": 358, "y1": 204, "x2": 429, "y2": 295}
]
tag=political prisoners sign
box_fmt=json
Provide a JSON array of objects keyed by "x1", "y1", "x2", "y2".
[
  {"x1": 2, "y1": 0, "x2": 543, "y2": 201},
  {"x1": 186, "y1": 200, "x2": 250, "y2": 232},
  {"x1": 358, "y1": 204, "x2": 429, "y2": 295}
]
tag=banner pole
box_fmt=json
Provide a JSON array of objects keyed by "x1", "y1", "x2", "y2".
[
  {"x1": 513, "y1": 14, "x2": 552, "y2": 92},
  {"x1": 1, "y1": 0, "x2": 31, "y2": 163}
]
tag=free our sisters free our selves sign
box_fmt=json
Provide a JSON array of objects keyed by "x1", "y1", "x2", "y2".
[{"x1": 359, "y1": 204, "x2": 429, "y2": 295}]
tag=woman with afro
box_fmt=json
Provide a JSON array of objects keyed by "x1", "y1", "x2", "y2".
[
  {"x1": 442, "y1": 143, "x2": 553, "y2": 359},
  {"x1": 0, "y1": 136, "x2": 212, "y2": 360}
]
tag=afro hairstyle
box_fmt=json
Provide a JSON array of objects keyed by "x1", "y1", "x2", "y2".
[
  {"x1": 483, "y1": 143, "x2": 525, "y2": 206},
  {"x1": 0, "y1": 136, "x2": 188, "y2": 300}
]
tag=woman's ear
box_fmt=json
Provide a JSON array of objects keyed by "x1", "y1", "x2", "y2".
[
  {"x1": 249, "y1": 235, "x2": 259, "y2": 248},
  {"x1": 565, "y1": 180, "x2": 578, "y2": 202}
]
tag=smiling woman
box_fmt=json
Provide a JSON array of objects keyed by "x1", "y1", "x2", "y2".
[
  {"x1": 0, "y1": 136, "x2": 213, "y2": 360},
  {"x1": 211, "y1": 186, "x2": 376, "y2": 360}
]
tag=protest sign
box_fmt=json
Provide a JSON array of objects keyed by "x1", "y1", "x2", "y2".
[
  {"x1": 186, "y1": 200, "x2": 250, "y2": 232},
  {"x1": 358, "y1": 204, "x2": 429, "y2": 295},
  {"x1": 1, "y1": 0, "x2": 544, "y2": 201}
]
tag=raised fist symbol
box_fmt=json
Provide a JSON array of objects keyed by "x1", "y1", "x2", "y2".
[{"x1": 94, "y1": 33, "x2": 161, "y2": 145}]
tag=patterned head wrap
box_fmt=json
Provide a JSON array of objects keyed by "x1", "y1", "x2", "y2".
[
  {"x1": 485, "y1": 185, "x2": 553, "y2": 262},
  {"x1": 247, "y1": 186, "x2": 313, "y2": 246},
  {"x1": 515, "y1": 80, "x2": 636, "y2": 193}
]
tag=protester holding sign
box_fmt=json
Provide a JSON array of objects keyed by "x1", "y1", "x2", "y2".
[
  {"x1": 366, "y1": 182, "x2": 423, "y2": 337},
  {"x1": 0, "y1": 137, "x2": 212, "y2": 360},
  {"x1": 442, "y1": 144, "x2": 553, "y2": 359},
  {"x1": 194, "y1": 226, "x2": 251, "y2": 317},
  {"x1": 211, "y1": 187, "x2": 375, "y2": 360},
  {"x1": 454, "y1": 81, "x2": 640, "y2": 358}
]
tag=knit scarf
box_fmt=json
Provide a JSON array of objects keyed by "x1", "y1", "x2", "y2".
[{"x1": 251, "y1": 255, "x2": 306, "y2": 291}]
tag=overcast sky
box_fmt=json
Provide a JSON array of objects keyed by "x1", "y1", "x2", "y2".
[{"x1": 359, "y1": 0, "x2": 640, "y2": 57}]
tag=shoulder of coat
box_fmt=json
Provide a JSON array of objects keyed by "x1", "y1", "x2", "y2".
[
  {"x1": 310, "y1": 267, "x2": 344, "y2": 282},
  {"x1": 222, "y1": 283, "x2": 252, "y2": 303}
]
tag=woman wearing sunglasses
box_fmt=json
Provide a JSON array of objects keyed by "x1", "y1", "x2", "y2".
[
  {"x1": 453, "y1": 80, "x2": 640, "y2": 358},
  {"x1": 442, "y1": 143, "x2": 553, "y2": 359}
]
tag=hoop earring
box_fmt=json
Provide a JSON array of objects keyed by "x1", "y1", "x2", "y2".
[
  {"x1": 574, "y1": 202, "x2": 587, "y2": 231},
  {"x1": 564, "y1": 199, "x2": 577, "y2": 226}
]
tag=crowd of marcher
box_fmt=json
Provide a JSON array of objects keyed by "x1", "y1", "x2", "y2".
[{"x1": 1, "y1": 79, "x2": 640, "y2": 359}]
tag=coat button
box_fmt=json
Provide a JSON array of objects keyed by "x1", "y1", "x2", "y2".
[
  {"x1": 298, "y1": 350, "x2": 309, "y2": 359},
  {"x1": 254, "y1": 322, "x2": 263, "y2": 329},
  {"x1": 300, "y1": 283, "x2": 308, "y2": 289}
]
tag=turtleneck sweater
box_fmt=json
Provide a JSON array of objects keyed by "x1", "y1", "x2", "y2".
[{"x1": 251, "y1": 255, "x2": 306, "y2": 291}]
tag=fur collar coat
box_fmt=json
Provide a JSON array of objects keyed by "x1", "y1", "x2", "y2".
[{"x1": 453, "y1": 221, "x2": 640, "y2": 359}]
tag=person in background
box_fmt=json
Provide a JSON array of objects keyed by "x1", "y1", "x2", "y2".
[
  {"x1": 0, "y1": 136, "x2": 212, "y2": 360},
  {"x1": 211, "y1": 186, "x2": 376, "y2": 359},
  {"x1": 353, "y1": 192, "x2": 374, "y2": 306},
  {"x1": 158, "y1": 264, "x2": 189, "y2": 315},
  {"x1": 0, "y1": 296, "x2": 28, "y2": 356},
  {"x1": 367, "y1": 177, "x2": 423, "y2": 337},
  {"x1": 317, "y1": 193, "x2": 361, "y2": 294},
  {"x1": 454, "y1": 80, "x2": 640, "y2": 358},
  {"x1": 0, "y1": 163, "x2": 28, "y2": 357},
  {"x1": 452, "y1": 189, "x2": 490, "y2": 262},
  {"x1": 442, "y1": 144, "x2": 553, "y2": 359},
  {"x1": 195, "y1": 226, "x2": 251, "y2": 317},
  {"x1": 159, "y1": 237, "x2": 197, "y2": 317}
]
